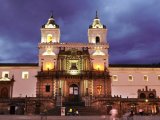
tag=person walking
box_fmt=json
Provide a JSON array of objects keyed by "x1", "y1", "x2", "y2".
[{"x1": 109, "y1": 108, "x2": 119, "y2": 120}]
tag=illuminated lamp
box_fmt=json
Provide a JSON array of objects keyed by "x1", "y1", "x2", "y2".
[
  {"x1": 0, "y1": 78, "x2": 10, "y2": 81},
  {"x1": 47, "y1": 34, "x2": 53, "y2": 42},
  {"x1": 45, "y1": 62, "x2": 54, "y2": 70},
  {"x1": 92, "y1": 50, "x2": 105, "y2": 56},
  {"x1": 42, "y1": 49, "x2": 56, "y2": 56},
  {"x1": 69, "y1": 63, "x2": 78, "y2": 75},
  {"x1": 69, "y1": 70, "x2": 78, "y2": 75},
  {"x1": 145, "y1": 99, "x2": 148, "y2": 103},
  {"x1": 96, "y1": 65, "x2": 100, "y2": 70},
  {"x1": 91, "y1": 39, "x2": 95, "y2": 43},
  {"x1": 52, "y1": 39, "x2": 57, "y2": 43}
]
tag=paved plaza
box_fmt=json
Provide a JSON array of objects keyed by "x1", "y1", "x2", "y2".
[{"x1": 0, "y1": 115, "x2": 160, "y2": 120}]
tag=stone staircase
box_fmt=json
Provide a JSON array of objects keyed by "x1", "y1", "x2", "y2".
[
  {"x1": 47, "y1": 107, "x2": 61, "y2": 115},
  {"x1": 47, "y1": 106, "x2": 106, "y2": 116},
  {"x1": 69, "y1": 106, "x2": 105, "y2": 116}
]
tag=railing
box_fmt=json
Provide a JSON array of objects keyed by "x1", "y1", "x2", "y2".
[
  {"x1": 37, "y1": 70, "x2": 110, "y2": 79},
  {"x1": 91, "y1": 96, "x2": 160, "y2": 104}
]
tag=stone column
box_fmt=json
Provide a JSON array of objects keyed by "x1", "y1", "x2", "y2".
[{"x1": 106, "y1": 78, "x2": 111, "y2": 97}]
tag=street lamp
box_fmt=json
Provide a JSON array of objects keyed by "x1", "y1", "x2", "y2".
[
  {"x1": 145, "y1": 99, "x2": 148, "y2": 103},
  {"x1": 145, "y1": 99, "x2": 149, "y2": 114}
]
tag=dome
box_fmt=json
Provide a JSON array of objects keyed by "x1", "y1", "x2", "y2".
[
  {"x1": 42, "y1": 13, "x2": 59, "y2": 28},
  {"x1": 89, "y1": 11, "x2": 106, "y2": 29}
]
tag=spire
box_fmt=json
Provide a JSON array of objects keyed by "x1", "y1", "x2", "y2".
[
  {"x1": 95, "y1": 11, "x2": 98, "y2": 19},
  {"x1": 50, "y1": 10, "x2": 54, "y2": 19},
  {"x1": 89, "y1": 11, "x2": 106, "y2": 29},
  {"x1": 42, "y1": 11, "x2": 59, "y2": 28}
]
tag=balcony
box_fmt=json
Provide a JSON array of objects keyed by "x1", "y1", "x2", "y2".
[{"x1": 36, "y1": 70, "x2": 110, "y2": 80}]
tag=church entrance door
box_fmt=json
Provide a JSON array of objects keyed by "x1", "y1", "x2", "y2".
[
  {"x1": 69, "y1": 84, "x2": 79, "y2": 102},
  {"x1": 10, "y1": 106, "x2": 15, "y2": 114}
]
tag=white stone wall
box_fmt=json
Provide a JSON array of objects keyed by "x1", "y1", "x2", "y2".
[
  {"x1": 0, "y1": 66, "x2": 39, "y2": 97},
  {"x1": 88, "y1": 29, "x2": 107, "y2": 43},
  {"x1": 109, "y1": 67, "x2": 160, "y2": 98}
]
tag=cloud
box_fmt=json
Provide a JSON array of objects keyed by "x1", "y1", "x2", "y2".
[
  {"x1": 102, "y1": 0, "x2": 160, "y2": 64},
  {"x1": 0, "y1": 0, "x2": 160, "y2": 64},
  {"x1": 0, "y1": 36, "x2": 37, "y2": 63}
]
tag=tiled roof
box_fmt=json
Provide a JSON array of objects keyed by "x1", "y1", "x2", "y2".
[
  {"x1": 0, "y1": 63, "x2": 38, "y2": 67},
  {"x1": 109, "y1": 64, "x2": 160, "y2": 68}
]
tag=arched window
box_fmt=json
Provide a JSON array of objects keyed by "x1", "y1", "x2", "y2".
[
  {"x1": 140, "y1": 93, "x2": 146, "y2": 99},
  {"x1": 149, "y1": 93, "x2": 155, "y2": 99},
  {"x1": 47, "y1": 34, "x2": 53, "y2": 42},
  {"x1": 96, "y1": 36, "x2": 100, "y2": 43},
  {"x1": 1, "y1": 87, "x2": 8, "y2": 98},
  {"x1": 44, "y1": 62, "x2": 54, "y2": 70},
  {"x1": 97, "y1": 85, "x2": 102, "y2": 95},
  {"x1": 69, "y1": 84, "x2": 79, "y2": 102},
  {"x1": 69, "y1": 84, "x2": 79, "y2": 95}
]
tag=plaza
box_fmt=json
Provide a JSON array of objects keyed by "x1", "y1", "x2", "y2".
[
  {"x1": 0, "y1": 6, "x2": 160, "y2": 118},
  {"x1": 0, "y1": 115, "x2": 160, "y2": 120}
]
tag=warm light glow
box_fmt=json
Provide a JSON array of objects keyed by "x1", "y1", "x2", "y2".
[
  {"x1": 91, "y1": 38, "x2": 96, "y2": 43},
  {"x1": 52, "y1": 39, "x2": 57, "y2": 43},
  {"x1": 97, "y1": 85, "x2": 102, "y2": 95},
  {"x1": 44, "y1": 62, "x2": 54, "y2": 70},
  {"x1": 42, "y1": 48, "x2": 56, "y2": 56},
  {"x1": 145, "y1": 99, "x2": 148, "y2": 102},
  {"x1": 22, "y1": 71, "x2": 29, "y2": 79},
  {"x1": 92, "y1": 19, "x2": 103, "y2": 28},
  {"x1": 47, "y1": 34, "x2": 53, "y2": 42},
  {"x1": 47, "y1": 64, "x2": 51, "y2": 69},
  {"x1": 45, "y1": 24, "x2": 56, "y2": 28},
  {"x1": 45, "y1": 17, "x2": 56, "y2": 28},
  {"x1": 93, "y1": 64, "x2": 104, "y2": 71},
  {"x1": 112, "y1": 75, "x2": 118, "y2": 81},
  {"x1": 128, "y1": 75, "x2": 133, "y2": 81},
  {"x1": 0, "y1": 78, "x2": 10, "y2": 81},
  {"x1": 144, "y1": 75, "x2": 148, "y2": 81},
  {"x1": 0, "y1": 71, "x2": 10, "y2": 81},
  {"x1": 97, "y1": 65, "x2": 100, "y2": 70},
  {"x1": 92, "y1": 50, "x2": 105, "y2": 56},
  {"x1": 69, "y1": 70, "x2": 79, "y2": 75}
]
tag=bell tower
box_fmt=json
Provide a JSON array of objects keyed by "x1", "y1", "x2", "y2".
[
  {"x1": 38, "y1": 13, "x2": 60, "y2": 70},
  {"x1": 88, "y1": 11, "x2": 107, "y2": 44},
  {"x1": 88, "y1": 12, "x2": 109, "y2": 70},
  {"x1": 41, "y1": 13, "x2": 60, "y2": 43}
]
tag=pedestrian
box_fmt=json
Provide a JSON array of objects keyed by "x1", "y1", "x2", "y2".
[
  {"x1": 75, "y1": 110, "x2": 79, "y2": 116},
  {"x1": 128, "y1": 110, "x2": 134, "y2": 120},
  {"x1": 139, "y1": 109, "x2": 143, "y2": 116},
  {"x1": 109, "y1": 108, "x2": 119, "y2": 120}
]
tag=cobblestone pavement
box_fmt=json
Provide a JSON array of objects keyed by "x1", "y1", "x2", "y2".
[{"x1": 0, "y1": 115, "x2": 160, "y2": 120}]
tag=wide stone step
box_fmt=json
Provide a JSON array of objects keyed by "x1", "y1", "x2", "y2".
[
  {"x1": 47, "y1": 106, "x2": 105, "y2": 116},
  {"x1": 63, "y1": 102, "x2": 85, "y2": 107}
]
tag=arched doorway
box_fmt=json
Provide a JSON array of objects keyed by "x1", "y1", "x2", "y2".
[
  {"x1": 149, "y1": 93, "x2": 155, "y2": 99},
  {"x1": 140, "y1": 93, "x2": 146, "y2": 99},
  {"x1": 96, "y1": 36, "x2": 100, "y2": 43},
  {"x1": 69, "y1": 84, "x2": 79, "y2": 102}
]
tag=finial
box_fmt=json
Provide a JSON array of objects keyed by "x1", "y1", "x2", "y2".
[
  {"x1": 95, "y1": 11, "x2": 98, "y2": 19},
  {"x1": 41, "y1": 62, "x2": 43, "y2": 71},
  {"x1": 12, "y1": 75, "x2": 14, "y2": 79},
  {"x1": 11, "y1": 75, "x2": 15, "y2": 81},
  {"x1": 50, "y1": 10, "x2": 53, "y2": 18}
]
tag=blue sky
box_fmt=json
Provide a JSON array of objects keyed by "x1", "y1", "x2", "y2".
[{"x1": 0, "y1": 0, "x2": 160, "y2": 64}]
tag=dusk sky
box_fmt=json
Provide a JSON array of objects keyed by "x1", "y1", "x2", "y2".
[{"x1": 0, "y1": 0, "x2": 160, "y2": 64}]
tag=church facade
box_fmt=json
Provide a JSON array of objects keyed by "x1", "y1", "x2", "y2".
[
  {"x1": 36, "y1": 13, "x2": 111, "y2": 102},
  {"x1": 0, "y1": 13, "x2": 160, "y2": 115}
]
